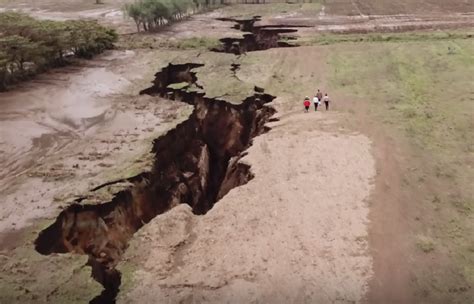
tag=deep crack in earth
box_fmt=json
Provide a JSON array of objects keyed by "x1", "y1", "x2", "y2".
[
  {"x1": 212, "y1": 16, "x2": 307, "y2": 54},
  {"x1": 34, "y1": 63, "x2": 276, "y2": 303}
]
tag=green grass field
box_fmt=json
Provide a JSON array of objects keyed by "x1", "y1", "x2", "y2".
[{"x1": 328, "y1": 37, "x2": 474, "y2": 298}]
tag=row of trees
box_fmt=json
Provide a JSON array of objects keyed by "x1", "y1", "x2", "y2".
[
  {"x1": 0, "y1": 12, "x2": 117, "y2": 90},
  {"x1": 124, "y1": 0, "x2": 226, "y2": 32},
  {"x1": 123, "y1": 0, "x2": 309, "y2": 32}
]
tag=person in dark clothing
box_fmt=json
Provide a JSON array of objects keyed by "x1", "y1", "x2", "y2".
[
  {"x1": 323, "y1": 93, "x2": 330, "y2": 110},
  {"x1": 316, "y1": 89, "x2": 323, "y2": 102}
]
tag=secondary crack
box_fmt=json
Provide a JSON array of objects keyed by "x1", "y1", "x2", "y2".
[
  {"x1": 230, "y1": 63, "x2": 242, "y2": 81},
  {"x1": 212, "y1": 16, "x2": 309, "y2": 54}
]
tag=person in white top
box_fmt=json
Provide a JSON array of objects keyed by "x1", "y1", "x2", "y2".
[
  {"x1": 312, "y1": 95, "x2": 319, "y2": 111},
  {"x1": 323, "y1": 93, "x2": 330, "y2": 110}
]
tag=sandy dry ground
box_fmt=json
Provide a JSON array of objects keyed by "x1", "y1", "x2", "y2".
[{"x1": 119, "y1": 110, "x2": 376, "y2": 304}]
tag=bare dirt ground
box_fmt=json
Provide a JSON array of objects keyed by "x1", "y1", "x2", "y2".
[
  {"x1": 119, "y1": 110, "x2": 376, "y2": 304},
  {"x1": 0, "y1": 0, "x2": 139, "y2": 33},
  {"x1": 0, "y1": 1, "x2": 473, "y2": 304},
  {"x1": 217, "y1": 1, "x2": 474, "y2": 34}
]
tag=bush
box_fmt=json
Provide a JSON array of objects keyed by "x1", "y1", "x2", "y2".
[{"x1": 0, "y1": 12, "x2": 117, "y2": 90}]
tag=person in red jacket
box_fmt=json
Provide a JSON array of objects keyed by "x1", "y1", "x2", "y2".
[{"x1": 303, "y1": 97, "x2": 310, "y2": 112}]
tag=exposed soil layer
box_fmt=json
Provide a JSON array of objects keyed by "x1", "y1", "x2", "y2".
[
  {"x1": 212, "y1": 16, "x2": 306, "y2": 54},
  {"x1": 34, "y1": 63, "x2": 276, "y2": 303}
]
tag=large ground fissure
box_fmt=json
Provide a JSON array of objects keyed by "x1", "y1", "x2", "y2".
[
  {"x1": 34, "y1": 63, "x2": 276, "y2": 303},
  {"x1": 212, "y1": 16, "x2": 306, "y2": 54}
]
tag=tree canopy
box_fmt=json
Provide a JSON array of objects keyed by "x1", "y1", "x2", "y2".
[
  {"x1": 124, "y1": 0, "x2": 223, "y2": 32},
  {"x1": 0, "y1": 12, "x2": 117, "y2": 90}
]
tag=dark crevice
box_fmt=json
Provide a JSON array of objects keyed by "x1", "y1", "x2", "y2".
[
  {"x1": 35, "y1": 63, "x2": 276, "y2": 303},
  {"x1": 213, "y1": 16, "x2": 311, "y2": 54},
  {"x1": 217, "y1": 16, "x2": 261, "y2": 32},
  {"x1": 90, "y1": 173, "x2": 150, "y2": 192},
  {"x1": 140, "y1": 63, "x2": 205, "y2": 96},
  {"x1": 230, "y1": 63, "x2": 241, "y2": 80},
  {"x1": 89, "y1": 258, "x2": 121, "y2": 304}
]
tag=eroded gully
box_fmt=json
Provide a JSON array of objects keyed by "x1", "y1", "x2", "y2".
[{"x1": 34, "y1": 17, "x2": 305, "y2": 303}]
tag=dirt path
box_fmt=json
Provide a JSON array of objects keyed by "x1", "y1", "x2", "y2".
[{"x1": 119, "y1": 110, "x2": 376, "y2": 303}]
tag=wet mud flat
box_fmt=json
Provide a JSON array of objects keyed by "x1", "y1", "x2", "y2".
[{"x1": 35, "y1": 62, "x2": 276, "y2": 302}]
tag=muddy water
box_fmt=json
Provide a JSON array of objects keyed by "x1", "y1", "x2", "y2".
[{"x1": 0, "y1": 51, "x2": 134, "y2": 188}]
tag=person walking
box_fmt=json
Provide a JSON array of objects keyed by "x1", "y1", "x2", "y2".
[
  {"x1": 316, "y1": 89, "x2": 323, "y2": 102},
  {"x1": 312, "y1": 95, "x2": 319, "y2": 111},
  {"x1": 323, "y1": 93, "x2": 330, "y2": 110},
  {"x1": 303, "y1": 97, "x2": 310, "y2": 112}
]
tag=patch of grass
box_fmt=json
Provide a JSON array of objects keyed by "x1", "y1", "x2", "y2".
[
  {"x1": 118, "y1": 34, "x2": 220, "y2": 50},
  {"x1": 191, "y1": 52, "x2": 256, "y2": 103},
  {"x1": 172, "y1": 37, "x2": 221, "y2": 50},
  {"x1": 116, "y1": 259, "x2": 138, "y2": 298},
  {"x1": 328, "y1": 36, "x2": 473, "y2": 300},
  {"x1": 0, "y1": 219, "x2": 102, "y2": 303},
  {"x1": 452, "y1": 200, "x2": 473, "y2": 216},
  {"x1": 463, "y1": 243, "x2": 474, "y2": 285},
  {"x1": 221, "y1": 3, "x2": 322, "y2": 18},
  {"x1": 300, "y1": 31, "x2": 474, "y2": 46},
  {"x1": 329, "y1": 38, "x2": 474, "y2": 155},
  {"x1": 416, "y1": 235, "x2": 436, "y2": 253}
]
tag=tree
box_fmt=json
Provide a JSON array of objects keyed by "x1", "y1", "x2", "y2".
[
  {"x1": 0, "y1": 12, "x2": 117, "y2": 90},
  {"x1": 0, "y1": 51, "x2": 10, "y2": 90},
  {"x1": 124, "y1": 0, "x2": 207, "y2": 32},
  {"x1": 0, "y1": 35, "x2": 45, "y2": 72},
  {"x1": 124, "y1": 2, "x2": 144, "y2": 32}
]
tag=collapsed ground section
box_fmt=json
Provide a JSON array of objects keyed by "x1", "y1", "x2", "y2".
[
  {"x1": 34, "y1": 63, "x2": 276, "y2": 303},
  {"x1": 212, "y1": 16, "x2": 308, "y2": 54}
]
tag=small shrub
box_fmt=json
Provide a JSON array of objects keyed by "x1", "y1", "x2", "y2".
[{"x1": 416, "y1": 235, "x2": 435, "y2": 253}]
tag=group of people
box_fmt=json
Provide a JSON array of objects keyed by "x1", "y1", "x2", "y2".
[{"x1": 303, "y1": 89, "x2": 330, "y2": 112}]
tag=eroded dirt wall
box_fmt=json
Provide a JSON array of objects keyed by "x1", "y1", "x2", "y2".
[{"x1": 35, "y1": 63, "x2": 276, "y2": 303}]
